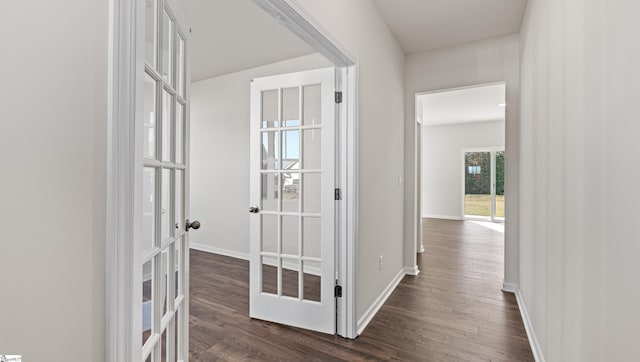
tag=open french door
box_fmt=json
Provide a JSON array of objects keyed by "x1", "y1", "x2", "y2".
[
  {"x1": 138, "y1": 0, "x2": 192, "y2": 361},
  {"x1": 249, "y1": 68, "x2": 336, "y2": 334}
]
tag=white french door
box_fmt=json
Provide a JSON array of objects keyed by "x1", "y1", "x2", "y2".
[
  {"x1": 138, "y1": 0, "x2": 191, "y2": 361},
  {"x1": 249, "y1": 68, "x2": 336, "y2": 334}
]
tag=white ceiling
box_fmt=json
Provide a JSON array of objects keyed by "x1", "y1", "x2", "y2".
[
  {"x1": 420, "y1": 83, "x2": 506, "y2": 126},
  {"x1": 185, "y1": 0, "x2": 315, "y2": 82},
  {"x1": 372, "y1": 0, "x2": 528, "y2": 54}
]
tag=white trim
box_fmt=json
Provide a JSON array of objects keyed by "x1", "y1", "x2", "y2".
[
  {"x1": 502, "y1": 283, "x2": 546, "y2": 362},
  {"x1": 251, "y1": 0, "x2": 354, "y2": 67},
  {"x1": 190, "y1": 244, "x2": 250, "y2": 261},
  {"x1": 404, "y1": 266, "x2": 420, "y2": 276},
  {"x1": 106, "y1": 0, "x2": 138, "y2": 360},
  {"x1": 356, "y1": 268, "x2": 406, "y2": 335},
  {"x1": 422, "y1": 214, "x2": 464, "y2": 221}
]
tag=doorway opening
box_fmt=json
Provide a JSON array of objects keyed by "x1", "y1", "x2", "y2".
[
  {"x1": 416, "y1": 81, "x2": 506, "y2": 251},
  {"x1": 107, "y1": 0, "x2": 358, "y2": 360}
]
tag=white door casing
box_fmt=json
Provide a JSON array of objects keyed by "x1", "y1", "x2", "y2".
[{"x1": 249, "y1": 67, "x2": 336, "y2": 334}]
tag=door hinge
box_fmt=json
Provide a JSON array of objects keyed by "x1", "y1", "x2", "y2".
[
  {"x1": 334, "y1": 285, "x2": 343, "y2": 298},
  {"x1": 335, "y1": 91, "x2": 343, "y2": 104},
  {"x1": 334, "y1": 188, "x2": 342, "y2": 200}
]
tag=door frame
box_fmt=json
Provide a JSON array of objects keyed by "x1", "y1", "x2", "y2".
[{"x1": 106, "y1": 0, "x2": 359, "y2": 359}]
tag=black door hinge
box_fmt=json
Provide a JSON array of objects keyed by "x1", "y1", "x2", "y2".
[
  {"x1": 334, "y1": 188, "x2": 342, "y2": 200},
  {"x1": 335, "y1": 91, "x2": 343, "y2": 104},
  {"x1": 334, "y1": 285, "x2": 343, "y2": 298}
]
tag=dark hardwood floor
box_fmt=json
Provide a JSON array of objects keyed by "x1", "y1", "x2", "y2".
[{"x1": 189, "y1": 218, "x2": 533, "y2": 361}]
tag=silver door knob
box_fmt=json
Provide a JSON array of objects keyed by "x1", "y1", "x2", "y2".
[
  {"x1": 248, "y1": 206, "x2": 260, "y2": 214},
  {"x1": 186, "y1": 219, "x2": 200, "y2": 231}
]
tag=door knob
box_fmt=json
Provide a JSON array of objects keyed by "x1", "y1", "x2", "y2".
[
  {"x1": 186, "y1": 219, "x2": 201, "y2": 231},
  {"x1": 248, "y1": 205, "x2": 260, "y2": 214}
]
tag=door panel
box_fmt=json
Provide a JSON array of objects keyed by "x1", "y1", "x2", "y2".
[
  {"x1": 139, "y1": 0, "x2": 189, "y2": 361},
  {"x1": 249, "y1": 68, "x2": 336, "y2": 334}
]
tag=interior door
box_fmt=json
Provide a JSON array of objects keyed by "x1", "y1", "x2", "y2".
[
  {"x1": 139, "y1": 0, "x2": 192, "y2": 361},
  {"x1": 249, "y1": 67, "x2": 336, "y2": 334}
]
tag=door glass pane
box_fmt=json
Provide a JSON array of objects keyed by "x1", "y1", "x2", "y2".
[
  {"x1": 162, "y1": 10, "x2": 172, "y2": 84},
  {"x1": 464, "y1": 152, "x2": 491, "y2": 217},
  {"x1": 496, "y1": 151, "x2": 505, "y2": 218},
  {"x1": 303, "y1": 261, "x2": 321, "y2": 302},
  {"x1": 162, "y1": 90, "x2": 173, "y2": 162},
  {"x1": 177, "y1": 35, "x2": 185, "y2": 97},
  {"x1": 144, "y1": 0, "x2": 156, "y2": 69},
  {"x1": 142, "y1": 259, "x2": 153, "y2": 347},
  {"x1": 282, "y1": 87, "x2": 300, "y2": 127},
  {"x1": 281, "y1": 216, "x2": 299, "y2": 256},
  {"x1": 282, "y1": 130, "x2": 300, "y2": 169},
  {"x1": 302, "y1": 217, "x2": 321, "y2": 258},
  {"x1": 261, "y1": 173, "x2": 279, "y2": 212},
  {"x1": 174, "y1": 308, "x2": 180, "y2": 361},
  {"x1": 281, "y1": 258, "x2": 299, "y2": 298},
  {"x1": 161, "y1": 249, "x2": 169, "y2": 316},
  {"x1": 174, "y1": 238, "x2": 182, "y2": 299},
  {"x1": 282, "y1": 173, "x2": 299, "y2": 212},
  {"x1": 303, "y1": 129, "x2": 321, "y2": 169},
  {"x1": 303, "y1": 84, "x2": 321, "y2": 126},
  {"x1": 302, "y1": 173, "x2": 320, "y2": 213},
  {"x1": 261, "y1": 256, "x2": 277, "y2": 294},
  {"x1": 143, "y1": 73, "x2": 157, "y2": 159},
  {"x1": 261, "y1": 90, "x2": 278, "y2": 128},
  {"x1": 175, "y1": 169, "x2": 183, "y2": 233},
  {"x1": 160, "y1": 328, "x2": 167, "y2": 361},
  {"x1": 261, "y1": 131, "x2": 279, "y2": 170},
  {"x1": 161, "y1": 169, "x2": 171, "y2": 242},
  {"x1": 143, "y1": 167, "x2": 156, "y2": 251},
  {"x1": 176, "y1": 102, "x2": 184, "y2": 164},
  {"x1": 261, "y1": 215, "x2": 277, "y2": 253}
]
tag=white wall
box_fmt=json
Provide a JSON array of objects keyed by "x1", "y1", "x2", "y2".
[
  {"x1": 421, "y1": 120, "x2": 505, "y2": 219},
  {"x1": 0, "y1": 1, "x2": 107, "y2": 361},
  {"x1": 405, "y1": 34, "x2": 520, "y2": 283},
  {"x1": 292, "y1": 0, "x2": 406, "y2": 323},
  {"x1": 190, "y1": 53, "x2": 331, "y2": 257},
  {"x1": 519, "y1": 0, "x2": 640, "y2": 360}
]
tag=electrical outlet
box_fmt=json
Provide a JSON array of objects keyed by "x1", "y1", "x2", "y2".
[{"x1": 379, "y1": 255, "x2": 384, "y2": 270}]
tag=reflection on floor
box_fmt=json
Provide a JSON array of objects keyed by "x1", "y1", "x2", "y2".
[
  {"x1": 471, "y1": 220, "x2": 505, "y2": 233},
  {"x1": 189, "y1": 218, "x2": 533, "y2": 360}
]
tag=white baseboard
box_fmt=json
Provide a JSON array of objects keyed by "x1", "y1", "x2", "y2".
[
  {"x1": 404, "y1": 265, "x2": 420, "y2": 276},
  {"x1": 422, "y1": 214, "x2": 463, "y2": 221},
  {"x1": 357, "y1": 268, "x2": 406, "y2": 335},
  {"x1": 190, "y1": 243, "x2": 249, "y2": 261},
  {"x1": 502, "y1": 282, "x2": 545, "y2": 362}
]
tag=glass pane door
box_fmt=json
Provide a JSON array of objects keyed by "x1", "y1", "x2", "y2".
[
  {"x1": 250, "y1": 68, "x2": 335, "y2": 334},
  {"x1": 140, "y1": 0, "x2": 188, "y2": 361},
  {"x1": 464, "y1": 151, "x2": 491, "y2": 217}
]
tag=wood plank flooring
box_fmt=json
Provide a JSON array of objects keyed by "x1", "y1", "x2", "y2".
[{"x1": 189, "y1": 218, "x2": 533, "y2": 361}]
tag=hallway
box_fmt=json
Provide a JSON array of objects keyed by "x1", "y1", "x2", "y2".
[{"x1": 189, "y1": 218, "x2": 533, "y2": 361}]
